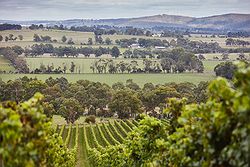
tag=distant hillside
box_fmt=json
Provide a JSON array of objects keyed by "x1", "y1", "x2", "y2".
[
  {"x1": 189, "y1": 14, "x2": 250, "y2": 31},
  {"x1": 1, "y1": 13, "x2": 250, "y2": 31}
]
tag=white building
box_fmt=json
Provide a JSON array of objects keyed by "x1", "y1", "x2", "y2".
[{"x1": 129, "y1": 43, "x2": 141, "y2": 48}]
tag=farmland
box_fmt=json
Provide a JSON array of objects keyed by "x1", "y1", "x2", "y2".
[
  {"x1": 0, "y1": 53, "x2": 221, "y2": 85},
  {"x1": 1, "y1": 29, "x2": 250, "y2": 49},
  {"x1": 25, "y1": 57, "x2": 222, "y2": 73},
  {"x1": 0, "y1": 72, "x2": 215, "y2": 86},
  {"x1": 1, "y1": 5, "x2": 250, "y2": 166},
  {"x1": 54, "y1": 118, "x2": 138, "y2": 167},
  {"x1": 0, "y1": 54, "x2": 232, "y2": 86}
]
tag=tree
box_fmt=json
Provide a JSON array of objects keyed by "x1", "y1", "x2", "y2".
[
  {"x1": 126, "y1": 79, "x2": 140, "y2": 91},
  {"x1": 2, "y1": 79, "x2": 25, "y2": 103},
  {"x1": 24, "y1": 79, "x2": 47, "y2": 100},
  {"x1": 161, "y1": 58, "x2": 173, "y2": 73},
  {"x1": 5, "y1": 36, "x2": 8, "y2": 42},
  {"x1": 123, "y1": 50, "x2": 132, "y2": 58},
  {"x1": 88, "y1": 38, "x2": 93, "y2": 45},
  {"x1": 70, "y1": 62, "x2": 76, "y2": 73},
  {"x1": 194, "y1": 81, "x2": 208, "y2": 103},
  {"x1": 33, "y1": 34, "x2": 41, "y2": 42},
  {"x1": 112, "y1": 82, "x2": 125, "y2": 90},
  {"x1": 214, "y1": 62, "x2": 237, "y2": 79},
  {"x1": 238, "y1": 53, "x2": 246, "y2": 60},
  {"x1": 18, "y1": 35, "x2": 23, "y2": 41},
  {"x1": 145, "y1": 30, "x2": 152, "y2": 36},
  {"x1": 198, "y1": 54, "x2": 205, "y2": 60},
  {"x1": 111, "y1": 46, "x2": 120, "y2": 58},
  {"x1": 40, "y1": 35, "x2": 52, "y2": 42},
  {"x1": 0, "y1": 93, "x2": 76, "y2": 166},
  {"x1": 95, "y1": 35, "x2": 103, "y2": 44},
  {"x1": 67, "y1": 38, "x2": 74, "y2": 45},
  {"x1": 8, "y1": 34, "x2": 14, "y2": 40},
  {"x1": 61, "y1": 35, "x2": 67, "y2": 43},
  {"x1": 85, "y1": 115, "x2": 96, "y2": 123},
  {"x1": 105, "y1": 37, "x2": 112, "y2": 45},
  {"x1": 141, "y1": 86, "x2": 180, "y2": 114},
  {"x1": 221, "y1": 53, "x2": 229, "y2": 60},
  {"x1": 58, "y1": 97, "x2": 83, "y2": 123},
  {"x1": 109, "y1": 90, "x2": 142, "y2": 118}
]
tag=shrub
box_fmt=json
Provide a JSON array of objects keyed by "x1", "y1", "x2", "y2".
[{"x1": 85, "y1": 115, "x2": 96, "y2": 124}]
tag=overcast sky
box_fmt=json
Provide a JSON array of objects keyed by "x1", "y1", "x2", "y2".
[{"x1": 0, "y1": 0, "x2": 249, "y2": 20}]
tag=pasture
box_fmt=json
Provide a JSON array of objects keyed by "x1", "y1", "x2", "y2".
[
  {"x1": 189, "y1": 34, "x2": 250, "y2": 48},
  {"x1": 0, "y1": 56, "x2": 219, "y2": 85},
  {"x1": 54, "y1": 118, "x2": 138, "y2": 167},
  {"x1": 25, "y1": 57, "x2": 221, "y2": 74},
  {"x1": 1, "y1": 29, "x2": 250, "y2": 49},
  {"x1": 0, "y1": 72, "x2": 215, "y2": 86},
  {"x1": 199, "y1": 52, "x2": 250, "y2": 60}
]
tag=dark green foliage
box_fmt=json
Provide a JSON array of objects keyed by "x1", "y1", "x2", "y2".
[
  {"x1": 214, "y1": 61, "x2": 237, "y2": 79},
  {"x1": 109, "y1": 90, "x2": 142, "y2": 119},
  {"x1": 0, "y1": 93, "x2": 76, "y2": 167},
  {"x1": 85, "y1": 115, "x2": 96, "y2": 124},
  {"x1": 0, "y1": 77, "x2": 207, "y2": 122},
  {"x1": 111, "y1": 46, "x2": 120, "y2": 58},
  {"x1": 89, "y1": 63, "x2": 250, "y2": 167}
]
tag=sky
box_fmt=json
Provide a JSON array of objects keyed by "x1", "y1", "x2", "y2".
[{"x1": 0, "y1": 0, "x2": 249, "y2": 20}]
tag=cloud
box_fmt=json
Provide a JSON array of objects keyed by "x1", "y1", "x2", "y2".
[{"x1": 0, "y1": 0, "x2": 249, "y2": 20}]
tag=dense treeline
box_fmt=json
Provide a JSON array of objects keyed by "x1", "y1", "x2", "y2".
[
  {"x1": 0, "y1": 77, "x2": 208, "y2": 122},
  {"x1": 0, "y1": 23, "x2": 22, "y2": 31},
  {"x1": 39, "y1": 24, "x2": 152, "y2": 36},
  {"x1": 88, "y1": 62, "x2": 250, "y2": 167},
  {"x1": 0, "y1": 34, "x2": 24, "y2": 42},
  {"x1": 227, "y1": 31, "x2": 250, "y2": 38},
  {"x1": 23, "y1": 42, "x2": 223, "y2": 63},
  {"x1": 90, "y1": 49, "x2": 204, "y2": 73},
  {"x1": 24, "y1": 43, "x2": 120, "y2": 58},
  {"x1": 226, "y1": 38, "x2": 250, "y2": 47}
]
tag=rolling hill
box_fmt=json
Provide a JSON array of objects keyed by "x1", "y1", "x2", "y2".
[{"x1": 1, "y1": 13, "x2": 250, "y2": 31}]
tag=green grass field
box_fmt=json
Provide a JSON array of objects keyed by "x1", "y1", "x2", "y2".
[{"x1": 0, "y1": 72, "x2": 215, "y2": 86}]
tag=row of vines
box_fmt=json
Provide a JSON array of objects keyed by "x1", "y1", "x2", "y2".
[{"x1": 56, "y1": 119, "x2": 138, "y2": 167}]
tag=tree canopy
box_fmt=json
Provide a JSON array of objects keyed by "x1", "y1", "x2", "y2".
[{"x1": 0, "y1": 93, "x2": 76, "y2": 167}]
